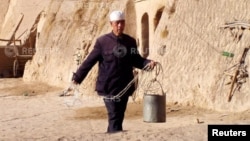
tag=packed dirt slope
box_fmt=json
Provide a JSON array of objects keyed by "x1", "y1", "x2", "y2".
[{"x1": 0, "y1": 0, "x2": 250, "y2": 112}]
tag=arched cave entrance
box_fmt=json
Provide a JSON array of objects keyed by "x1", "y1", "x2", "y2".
[{"x1": 141, "y1": 13, "x2": 149, "y2": 58}]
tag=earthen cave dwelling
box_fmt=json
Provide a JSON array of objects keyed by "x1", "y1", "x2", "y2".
[{"x1": 0, "y1": 0, "x2": 250, "y2": 112}]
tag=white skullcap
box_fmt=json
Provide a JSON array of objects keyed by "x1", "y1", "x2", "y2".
[{"x1": 109, "y1": 10, "x2": 125, "y2": 21}]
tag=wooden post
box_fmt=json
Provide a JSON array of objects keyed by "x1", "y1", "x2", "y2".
[{"x1": 228, "y1": 47, "x2": 249, "y2": 102}]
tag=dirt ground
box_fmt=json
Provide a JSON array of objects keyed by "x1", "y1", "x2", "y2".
[{"x1": 0, "y1": 78, "x2": 249, "y2": 141}]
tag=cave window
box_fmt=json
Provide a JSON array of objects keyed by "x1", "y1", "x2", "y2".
[
  {"x1": 154, "y1": 7, "x2": 165, "y2": 31},
  {"x1": 141, "y1": 13, "x2": 149, "y2": 58}
]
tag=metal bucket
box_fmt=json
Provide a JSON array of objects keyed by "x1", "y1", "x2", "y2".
[{"x1": 143, "y1": 94, "x2": 166, "y2": 122}]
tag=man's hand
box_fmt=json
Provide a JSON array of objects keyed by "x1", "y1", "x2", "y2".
[
  {"x1": 72, "y1": 80, "x2": 78, "y2": 85},
  {"x1": 59, "y1": 81, "x2": 78, "y2": 97},
  {"x1": 147, "y1": 60, "x2": 157, "y2": 70}
]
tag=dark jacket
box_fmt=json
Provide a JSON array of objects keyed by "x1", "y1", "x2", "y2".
[{"x1": 73, "y1": 32, "x2": 150, "y2": 96}]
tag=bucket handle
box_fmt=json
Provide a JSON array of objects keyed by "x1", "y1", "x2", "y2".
[
  {"x1": 144, "y1": 78, "x2": 165, "y2": 96},
  {"x1": 143, "y1": 62, "x2": 165, "y2": 96}
]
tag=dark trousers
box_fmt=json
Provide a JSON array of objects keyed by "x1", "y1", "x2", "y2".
[{"x1": 103, "y1": 94, "x2": 129, "y2": 133}]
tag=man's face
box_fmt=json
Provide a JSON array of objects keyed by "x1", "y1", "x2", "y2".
[{"x1": 110, "y1": 20, "x2": 125, "y2": 36}]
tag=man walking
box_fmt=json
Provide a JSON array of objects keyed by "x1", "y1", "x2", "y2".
[{"x1": 72, "y1": 10, "x2": 156, "y2": 133}]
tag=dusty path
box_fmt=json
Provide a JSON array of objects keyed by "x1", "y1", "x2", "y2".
[{"x1": 0, "y1": 78, "x2": 249, "y2": 141}]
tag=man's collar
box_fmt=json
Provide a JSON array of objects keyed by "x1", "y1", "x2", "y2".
[{"x1": 110, "y1": 31, "x2": 123, "y2": 39}]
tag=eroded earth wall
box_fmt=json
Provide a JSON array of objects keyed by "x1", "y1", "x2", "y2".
[{"x1": 0, "y1": 0, "x2": 250, "y2": 112}]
